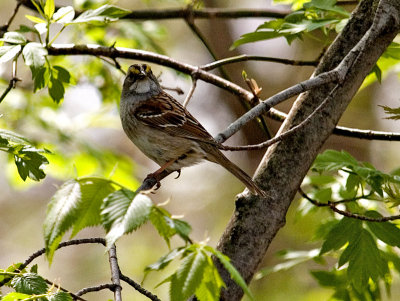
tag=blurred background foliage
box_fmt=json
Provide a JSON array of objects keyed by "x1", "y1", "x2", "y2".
[{"x1": 1, "y1": 0, "x2": 400, "y2": 300}]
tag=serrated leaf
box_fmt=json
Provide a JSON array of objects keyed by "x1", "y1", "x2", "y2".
[
  {"x1": 0, "y1": 129, "x2": 31, "y2": 144},
  {"x1": 206, "y1": 247, "x2": 254, "y2": 300},
  {"x1": 44, "y1": 180, "x2": 81, "y2": 261},
  {"x1": 25, "y1": 14, "x2": 46, "y2": 23},
  {"x1": 320, "y1": 217, "x2": 361, "y2": 254},
  {"x1": 23, "y1": 42, "x2": 47, "y2": 69},
  {"x1": 195, "y1": 258, "x2": 224, "y2": 301},
  {"x1": 312, "y1": 150, "x2": 359, "y2": 172},
  {"x1": 70, "y1": 4, "x2": 130, "y2": 24},
  {"x1": 339, "y1": 229, "x2": 388, "y2": 292},
  {"x1": 145, "y1": 248, "x2": 185, "y2": 273},
  {"x1": 53, "y1": 6, "x2": 75, "y2": 24},
  {"x1": 1, "y1": 292, "x2": 31, "y2": 301},
  {"x1": 44, "y1": 0, "x2": 55, "y2": 19},
  {"x1": 171, "y1": 249, "x2": 208, "y2": 301},
  {"x1": 105, "y1": 193, "x2": 153, "y2": 247},
  {"x1": 14, "y1": 145, "x2": 49, "y2": 181},
  {"x1": 48, "y1": 291, "x2": 73, "y2": 301},
  {"x1": 0, "y1": 45, "x2": 21, "y2": 63},
  {"x1": 0, "y1": 32, "x2": 27, "y2": 45},
  {"x1": 365, "y1": 211, "x2": 400, "y2": 247},
  {"x1": 11, "y1": 273, "x2": 48, "y2": 294},
  {"x1": 149, "y1": 207, "x2": 176, "y2": 246},
  {"x1": 101, "y1": 188, "x2": 135, "y2": 231},
  {"x1": 70, "y1": 177, "x2": 115, "y2": 237}
]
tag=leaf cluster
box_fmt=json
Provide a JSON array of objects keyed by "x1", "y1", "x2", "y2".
[
  {"x1": 0, "y1": 129, "x2": 49, "y2": 181},
  {"x1": 232, "y1": 0, "x2": 349, "y2": 48},
  {"x1": 262, "y1": 150, "x2": 400, "y2": 300},
  {"x1": 0, "y1": 264, "x2": 72, "y2": 301}
]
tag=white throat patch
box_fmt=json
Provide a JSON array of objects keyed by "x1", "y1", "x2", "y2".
[{"x1": 129, "y1": 80, "x2": 151, "y2": 93}]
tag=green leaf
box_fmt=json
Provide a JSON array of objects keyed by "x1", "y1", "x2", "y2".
[
  {"x1": 145, "y1": 248, "x2": 185, "y2": 273},
  {"x1": 0, "y1": 32, "x2": 27, "y2": 45},
  {"x1": 206, "y1": 247, "x2": 254, "y2": 301},
  {"x1": 48, "y1": 291, "x2": 73, "y2": 301},
  {"x1": 44, "y1": 179, "x2": 82, "y2": 261},
  {"x1": 71, "y1": 177, "x2": 115, "y2": 237},
  {"x1": 231, "y1": 31, "x2": 283, "y2": 49},
  {"x1": 311, "y1": 269, "x2": 348, "y2": 288},
  {"x1": 320, "y1": 217, "x2": 361, "y2": 254},
  {"x1": 339, "y1": 229, "x2": 388, "y2": 292},
  {"x1": 149, "y1": 207, "x2": 192, "y2": 246},
  {"x1": 44, "y1": 0, "x2": 55, "y2": 19},
  {"x1": 70, "y1": 4, "x2": 130, "y2": 24},
  {"x1": 23, "y1": 42, "x2": 47, "y2": 69},
  {"x1": 53, "y1": 65, "x2": 71, "y2": 83},
  {"x1": 0, "y1": 45, "x2": 22, "y2": 63},
  {"x1": 53, "y1": 6, "x2": 75, "y2": 24},
  {"x1": 25, "y1": 14, "x2": 46, "y2": 23},
  {"x1": 11, "y1": 273, "x2": 48, "y2": 294},
  {"x1": 101, "y1": 188, "x2": 135, "y2": 231},
  {"x1": 365, "y1": 211, "x2": 400, "y2": 247},
  {"x1": 31, "y1": 65, "x2": 48, "y2": 91},
  {"x1": 171, "y1": 248, "x2": 208, "y2": 301},
  {"x1": 312, "y1": 150, "x2": 359, "y2": 172},
  {"x1": 48, "y1": 76, "x2": 65, "y2": 103},
  {"x1": 371, "y1": 64, "x2": 382, "y2": 83},
  {"x1": 1, "y1": 292, "x2": 31, "y2": 301},
  {"x1": 379, "y1": 104, "x2": 400, "y2": 120},
  {"x1": 13, "y1": 145, "x2": 49, "y2": 181},
  {"x1": 195, "y1": 257, "x2": 224, "y2": 301},
  {"x1": 105, "y1": 193, "x2": 153, "y2": 247}
]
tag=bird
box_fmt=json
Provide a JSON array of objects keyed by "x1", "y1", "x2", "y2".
[{"x1": 119, "y1": 64, "x2": 265, "y2": 197}]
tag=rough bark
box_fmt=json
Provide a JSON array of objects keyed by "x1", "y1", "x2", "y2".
[{"x1": 215, "y1": 0, "x2": 400, "y2": 299}]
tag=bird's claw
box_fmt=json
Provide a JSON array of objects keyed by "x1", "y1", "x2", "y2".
[{"x1": 174, "y1": 170, "x2": 181, "y2": 179}]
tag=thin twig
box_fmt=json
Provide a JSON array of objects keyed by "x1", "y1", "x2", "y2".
[
  {"x1": 220, "y1": 84, "x2": 340, "y2": 150},
  {"x1": 161, "y1": 85, "x2": 184, "y2": 95},
  {"x1": 299, "y1": 188, "x2": 400, "y2": 222},
  {"x1": 119, "y1": 272, "x2": 162, "y2": 301},
  {"x1": 202, "y1": 55, "x2": 318, "y2": 71},
  {"x1": 268, "y1": 107, "x2": 400, "y2": 141},
  {"x1": 183, "y1": 78, "x2": 197, "y2": 107},
  {"x1": 43, "y1": 279, "x2": 86, "y2": 301},
  {"x1": 0, "y1": 60, "x2": 20, "y2": 104},
  {"x1": 76, "y1": 284, "x2": 116, "y2": 296},
  {"x1": 19, "y1": 1, "x2": 290, "y2": 19},
  {"x1": 108, "y1": 244, "x2": 122, "y2": 301},
  {"x1": 0, "y1": 0, "x2": 22, "y2": 37},
  {"x1": 20, "y1": 238, "x2": 106, "y2": 270}
]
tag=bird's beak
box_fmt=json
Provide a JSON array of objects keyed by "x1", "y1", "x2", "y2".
[{"x1": 138, "y1": 70, "x2": 147, "y2": 79}]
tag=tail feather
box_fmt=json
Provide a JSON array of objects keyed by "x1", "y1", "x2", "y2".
[{"x1": 201, "y1": 144, "x2": 266, "y2": 197}]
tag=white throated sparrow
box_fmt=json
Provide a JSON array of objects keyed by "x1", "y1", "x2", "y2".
[{"x1": 120, "y1": 64, "x2": 265, "y2": 196}]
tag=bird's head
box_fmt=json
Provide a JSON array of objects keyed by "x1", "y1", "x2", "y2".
[{"x1": 122, "y1": 64, "x2": 160, "y2": 96}]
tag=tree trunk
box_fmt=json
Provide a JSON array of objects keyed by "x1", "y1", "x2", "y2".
[{"x1": 215, "y1": 0, "x2": 400, "y2": 299}]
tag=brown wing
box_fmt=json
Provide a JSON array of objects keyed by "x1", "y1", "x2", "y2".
[{"x1": 133, "y1": 91, "x2": 216, "y2": 144}]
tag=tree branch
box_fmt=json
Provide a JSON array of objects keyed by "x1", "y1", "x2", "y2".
[
  {"x1": 75, "y1": 284, "x2": 116, "y2": 296},
  {"x1": 119, "y1": 272, "x2": 162, "y2": 301},
  {"x1": 108, "y1": 244, "x2": 122, "y2": 301},
  {"x1": 0, "y1": 60, "x2": 20, "y2": 104},
  {"x1": 201, "y1": 55, "x2": 318, "y2": 70},
  {"x1": 299, "y1": 188, "x2": 400, "y2": 222},
  {"x1": 0, "y1": 0, "x2": 22, "y2": 37},
  {"x1": 19, "y1": 0, "x2": 290, "y2": 20},
  {"x1": 215, "y1": 0, "x2": 400, "y2": 299}
]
